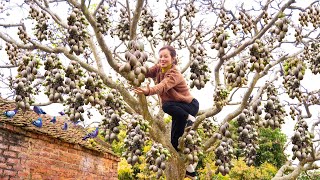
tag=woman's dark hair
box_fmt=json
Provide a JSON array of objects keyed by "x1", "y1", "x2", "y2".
[{"x1": 159, "y1": 45, "x2": 177, "y2": 64}]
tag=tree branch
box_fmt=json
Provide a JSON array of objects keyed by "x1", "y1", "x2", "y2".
[
  {"x1": 222, "y1": 0, "x2": 295, "y2": 61},
  {"x1": 87, "y1": 38, "x2": 104, "y2": 73},
  {"x1": 0, "y1": 65, "x2": 18, "y2": 68},
  {"x1": 129, "y1": 0, "x2": 144, "y2": 40},
  {"x1": 68, "y1": 0, "x2": 119, "y2": 72},
  {"x1": 34, "y1": 0, "x2": 68, "y2": 28}
]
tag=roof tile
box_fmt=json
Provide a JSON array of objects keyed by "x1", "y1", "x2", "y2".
[{"x1": 0, "y1": 102, "x2": 117, "y2": 158}]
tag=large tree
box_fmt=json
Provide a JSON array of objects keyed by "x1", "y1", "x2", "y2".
[{"x1": 0, "y1": 0, "x2": 319, "y2": 179}]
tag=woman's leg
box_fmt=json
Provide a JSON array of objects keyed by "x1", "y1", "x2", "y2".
[{"x1": 162, "y1": 99, "x2": 199, "y2": 150}]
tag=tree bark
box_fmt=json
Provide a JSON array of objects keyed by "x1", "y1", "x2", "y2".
[{"x1": 165, "y1": 152, "x2": 186, "y2": 180}]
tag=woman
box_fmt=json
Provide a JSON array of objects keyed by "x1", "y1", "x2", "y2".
[{"x1": 134, "y1": 45, "x2": 199, "y2": 179}]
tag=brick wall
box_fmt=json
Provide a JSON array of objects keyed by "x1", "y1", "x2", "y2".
[{"x1": 0, "y1": 123, "x2": 119, "y2": 180}]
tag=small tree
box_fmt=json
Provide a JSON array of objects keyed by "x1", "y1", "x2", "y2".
[
  {"x1": 0, "y1": 0, "x2": 319, "y2": 179},
  {"x1": 255, "y1": 128, "x2": 287, "y2": 168}
]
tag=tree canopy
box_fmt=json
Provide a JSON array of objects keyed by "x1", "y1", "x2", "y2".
[{"x1": 0, "y1": 0, "x2": 319, "y2": 179}]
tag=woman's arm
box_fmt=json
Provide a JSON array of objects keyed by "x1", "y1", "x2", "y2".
[
  {"x1": 145, "y1": 64, "x2": 159, "y2": 78},
  {"x1": 147, "y1": 69, "x2": 183, "y2": 95}
]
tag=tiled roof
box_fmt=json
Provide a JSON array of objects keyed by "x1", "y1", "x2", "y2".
[{"x1": 0, "y1": 101, "x2": 117, "y2": 157}]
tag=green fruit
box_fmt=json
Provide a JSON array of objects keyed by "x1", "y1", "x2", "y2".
[
  {"x1": 128, "y1": 71, "x2": 135, "y2": 81},
  {"x1": 186, "y1": 134, "x2": 192, "y2": 141},
  {"x1": 134, "y1": 67, "x2": 141, "y2": 75},
  {"x1": 187, "y1": 154, "x2": 193, "y2": 161},
  {"x1": 137, "y1": 73, "x2": 145, "y2": 82},
  {"x1": 129, "y1": 55, "x2": 138, "y2": 67}
]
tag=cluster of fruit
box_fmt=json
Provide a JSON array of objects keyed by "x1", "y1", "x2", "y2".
[
  {"x1": 145, "y1": 143, "x2": 170, "y2": 179},
  {"x1": 182, "y1": 130, "x2": 202, "y2": 167},
  {"x1": 214, "y1": 123, "x2": 234, "y2": 175},
  {"x1": 195, "y1": 28, "x2": 203, "y2": 42},
  {"x1": 225, "y1": 60, "x2": 248, "y2": 88},
  {"x1": 213, "y1": 85, "x2": 229, "y2": 107},
  {"x1": 83, "y1": 72, "x2": 104, "y2": 107},
  {"x1": 289, "y1": 105, "x2": 300, "y2": 120},
  {"x1": 29, "y1": 6, "x2": 50, "y2": 41},
  {"x1": 219, "y1": 9, "x2": 230, "y2": 24},
  {"x1": 250, "y1": 99, "x2": 267, "y2": 126},
  {"x1": 102, "y1": 108, "x2": 121, "y2": 143},
  {"x1": 140, "y1": 8, "x2": 156, "y2": 39},
  {"x1": 67, "y1": 8, "x2": 89, "y2": 55},
  {"x1": 308, "y1": 93, "x2": 320, "y2": 105},
  {"x1": 201, "y1": 117, "x2": 215, "y2": 138},
  {"x1": 123, "y1": 114, "x2": 149, "y2": 166},
  {"x1": 262, "y1": 84, "x2": 287, "y2": 129},
  {"x1": 184, "y1": 3, "x2": 197, "y2": 21},
  {"x1": 5, "y1": 43, "x2": 20, "y2": 65},
  {"x1": 210, "y1": 27, "x2": 228, "y2": 58},
  {"x1": 114, "y1": 8, "x2": 130, "y2": 41},
  {"x1": 119, "y1": 40, "x2": 148, "y2": 87},
  {"x1": 13, "y1": 53, "x2": 40, "y2": 111},
  {"x1": 102, "y1": 89, "x2": 126, "y2": 115},
  {"x1": 294, "y1": 27, "x2": 303, "y2": 44},
  {"x1": 291, "y1": 116, "x2": 313, "y2": 161},
  {"x1": 13, "y1": 78, "x2": 33, "y2": 111},
  {"x1": 43, "y1": 54, "x2": 65, "y2": 103},
  {"x1": 249, "y1": 40, "x2": 271, "y2": 72},
  {"x1": 262, "y1": 10, "x2": 272, "y2": 24},
  {"x1": 304, "y1": 43, "x2": 320, "y2": 75},
  {"x1": 230, "y1": 21, "x2": 240, "y2": 35},
  {"x1": 96, "y1": 7, "x2": 111, "y2": 35},
  {"x1": 238, "y1": 11, "x2": 255, "y2": 34},
  {"x1": 299, "y1": 6, "x2": 320, "y2": 28},
  {"x1": 237, "y1": 109, "x2": 259, "y2": 166},
  {"x1": 189, "y1": 45, "x2": 210, "y2": 90},
  {"x1": 269, "y1": 18, "x2": 289, "y2": 42},
  {"x1": 17, "y1": 26, "x2": 29, "y2": 44},
  {"x1": 160, "y1": 9, "x2": 175, "y2": 42},
  {"x1": 282, "y1": 58, "x2": 305, "y2": 100},
  {"x1": 64, "y1": 61, "x2": 85, "y2": 122}
]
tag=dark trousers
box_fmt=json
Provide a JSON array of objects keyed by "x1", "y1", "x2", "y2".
[{"x1": 162, "y1": 98, "x2": 199, "y2": 151}]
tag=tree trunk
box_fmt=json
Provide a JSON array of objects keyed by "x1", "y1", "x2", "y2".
[{"x1": 165, "y1": 152, "x2": 186, "y2": 180}]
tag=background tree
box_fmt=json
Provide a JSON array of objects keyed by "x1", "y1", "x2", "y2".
[{"x1": 0, "y1": 0, "x2": 320, "y2": 179}]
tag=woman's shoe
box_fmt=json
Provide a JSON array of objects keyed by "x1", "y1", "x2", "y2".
[
  {"x1": 185, "y1": 119, "x2": 194, "y2": 131},
  {"x1": 185, "y1": 171, "x2": 197, "y2": 180}
]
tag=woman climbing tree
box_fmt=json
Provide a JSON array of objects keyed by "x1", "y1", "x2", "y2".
[{"x1": 134, "y1": 45, "x2": 199, "y2": 179}]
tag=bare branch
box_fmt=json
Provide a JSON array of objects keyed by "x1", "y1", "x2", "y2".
[
  {"x1": 0, "y1": 23, "x2": 24, "y2": 28},
  {"x1": 87, "y1": 38, "x2": 104, "y2": 73},
  {"x1": 0, "y1": 65, "x2": 18, "y2": 68},
  {"x1": 129, "y1": 0, "x2": 144, "y2": 40}
]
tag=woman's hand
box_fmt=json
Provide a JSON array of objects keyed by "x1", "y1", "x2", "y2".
[{"x1": 133, "y1": 83, "x2": 150, "y2": 95}]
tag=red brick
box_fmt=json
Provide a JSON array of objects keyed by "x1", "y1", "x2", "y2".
[
  {"x1": 0, "y1": 162, "x2": 9, "y2": 169},
  {"x1": 0, "y1": 143, "x2": 8, "y2": 150},
  {"x1": 3, "y1": 151, "x2": 17, "y2": 158},
  {"x1": 17, "y1": 171, "x2": 29, "y2": 177},
  {"x1": 6, "y1": 158, "x2": 20, "y2": 165},
  {"x1": 8, "y1": 145, "x2": 21, "y2": 152},
  {"x1": 3, "y1": 169, "x2": 17, "y2": 177},
  {"x1": 4, "y1": 124, "x2": 14, "y2": 131},
  {"x1": 0, "y1": 156, "x2": 5, "y2": 162},
  {"x1": 30, "y1": 174, "x2": 42, "y2": 179},
  {"x1": 0, "y1": 176, "x2": 9, "y2": 180},
  {"x1": 39, "y1": 151, "x2": 50, "y2": 158},
  {"x1": 49, "y1": 153, "x2": 59, "y2": 160}
]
